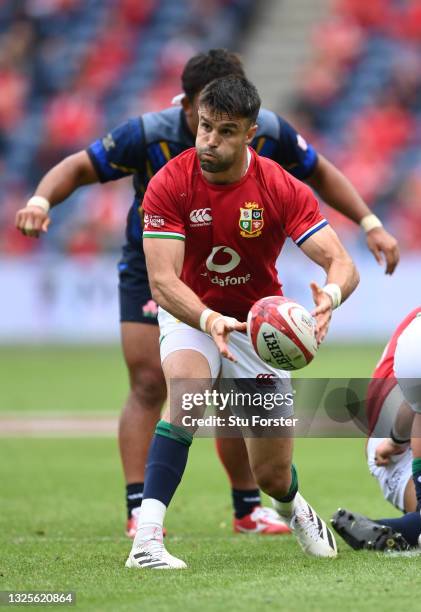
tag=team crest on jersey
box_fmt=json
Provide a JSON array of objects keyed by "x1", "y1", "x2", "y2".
[{"x1": 239, "y1": 202, "x2": 264, "y2": 238}]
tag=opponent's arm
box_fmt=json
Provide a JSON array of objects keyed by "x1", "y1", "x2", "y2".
[
  {"x1": 143, "y1": 237, "x2": 246, "y2": 361},
  {"x1": 299, "y1": 224, "x2": 359, "y2": 343},
  {"x1": 15, "y1": 151, "x2": 99, "y2": 237},
  {"x1": 306, "y1": 154, "x2": 399, "y2": 275}
]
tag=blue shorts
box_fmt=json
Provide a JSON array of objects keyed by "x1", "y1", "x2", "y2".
[{"x1": 118, "y1": 245, "x2": 158, "y2": 325}]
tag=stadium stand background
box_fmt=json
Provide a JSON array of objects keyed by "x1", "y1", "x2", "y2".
[
  {"x1": 0, "y1": 0, "x2": 420, "y2": 341},
  {"x1": 0, "y1": 0, "x2": 256, "y2": 255}
]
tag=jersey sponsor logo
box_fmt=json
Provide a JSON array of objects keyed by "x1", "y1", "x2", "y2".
[
  {"x1": 144, "y1": 213, "x2": 165, "y2": 228},
  {"x1": 206, "y1": 246, "x2": 240, "y2": 273},
  {"x1": 239, "y1": 202, "x2": 264, "y2": 238},
  {"x1": 210, "y1": 273, "x2": 251, "y2": 286},
  {"x1": 190, "y1": 208, "x2": 212, "y2": 226},
  {"x1": 205, "y1": 246, "x2": 251, "y2": 287}
]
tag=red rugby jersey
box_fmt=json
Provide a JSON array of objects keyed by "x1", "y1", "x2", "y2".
[
  {"x1": 143, "y1": 147, "x2": 327, "y2": 320},
  {"x1": 367, "y1": 306, "x2": 421, "y2": 433}
]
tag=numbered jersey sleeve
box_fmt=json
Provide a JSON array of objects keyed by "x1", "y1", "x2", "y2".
[
  {"x1": 86, "y1": 118, "x2": 145, "y2": 182},
  {"x1": 276, "y1": 115, "x2": 318, "y2": 180},
  {"x1": 280, "y1": 172, "x2": 327, "y2": 246},
  {"x1": 142, "y1": 168, "x2": 185, "y2": 241}
]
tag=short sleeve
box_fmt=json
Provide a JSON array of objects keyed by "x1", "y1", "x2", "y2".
[
  {"x1": 276, "y1": 116, "x2": 318, "y2": 180},
  {"x1": 86, "y1": 118, "x2": 145, "y2": 183},
  {"x1": 282, "y1": 176, "x2": 328, "y2": 246},
  {"x1": 142, "y1": 171, "x2": 185, "y2": 241}
]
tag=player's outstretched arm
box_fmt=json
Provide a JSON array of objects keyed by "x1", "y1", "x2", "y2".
[
  {"x1": 143, "y1": 237, "x2": 245, "y2": 361},
  {"x1": 306, "y1": 153, "x2": 399, "y2": 275},
  {"x1": 15, "y1": 151, "x2": 99, "y2": 238},
  {"x1": 300, "y1": 225, "x2": 359, "y2": 343}
]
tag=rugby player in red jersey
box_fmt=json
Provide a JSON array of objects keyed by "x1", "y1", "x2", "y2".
[
  {"x1": 126, "y1": 75, "x2": 359, "y2": 568},
  {"x1": 332, "y1": 307, "x2": 421, "y2": 551}
]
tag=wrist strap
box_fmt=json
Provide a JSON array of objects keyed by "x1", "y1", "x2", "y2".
[
  {"x1": 26, "y1": 195, "x2": 50, "y2": 213},
  {"x1": 199, "y1": 308, "x2": 215, "y2": 332},
  {"x1": 322, "y1": 283, "x2": 341, "y2": 309},
  {"x1": 360, "y1": 214, "x2": 382, "y2": 233},
  {"x1": 390, "y1": 427, "x2": 410, "y2": 446}
]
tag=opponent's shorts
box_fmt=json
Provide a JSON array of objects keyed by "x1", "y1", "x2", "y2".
[
  {"x1": 366, "y1": 436, "x2": 412, "y2": 512},
  {"x1": 158, "y1": 308, "x2": 294, "y2": 425},
  {"x1": 394, "y1": 313, "x2": 421, "y2": 413},
  {"x1": 118, "y1": 244, "x2": 158, "y2": 325}
]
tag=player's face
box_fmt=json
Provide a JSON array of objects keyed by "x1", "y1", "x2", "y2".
[{"x1": 196, "y1": 106, "x2": 256, "y2": 174}]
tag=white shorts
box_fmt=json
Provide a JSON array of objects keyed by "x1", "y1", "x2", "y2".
[
  {"x1": 367, "y1": 437, "x2": 412, "y2": 512},
  {"x1": 394, "y1": 313, "x2": 421, "y2": 413},
  {"x1": 158, "y1": 308, "x2": 294, "y2": 421}
]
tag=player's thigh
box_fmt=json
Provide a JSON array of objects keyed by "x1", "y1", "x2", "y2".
[
  {"x1": 159, "y1": 308, "x2": 221, "y2": 425},
  {"x1": 221, "y1": 330, "x2": 294, "y2": 423},
  {"x1": 121, "y1": 322, "x2": 162, "y2": 377},
  {"x1": 118, "y1": 245, "x2": 163, "y2": 383},
  {"x1": 394, "y1": 314, "x2": 421, "y2": 413}
]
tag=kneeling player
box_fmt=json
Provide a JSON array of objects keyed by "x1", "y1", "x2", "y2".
[{"x1": 332, "y1": 307, "x2": 421, "y2": 551}]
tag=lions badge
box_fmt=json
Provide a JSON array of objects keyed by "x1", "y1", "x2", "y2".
[{"x1": 239, "y1": 202, "x2": 264, "y2": 238}]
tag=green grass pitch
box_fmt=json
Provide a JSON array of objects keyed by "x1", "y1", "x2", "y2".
[{"x1": 0, "y1": 344, "x2": 419, "y2": 611}]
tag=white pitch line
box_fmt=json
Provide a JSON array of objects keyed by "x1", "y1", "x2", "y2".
[{"x1": 0, "y1": 414, "x2": 118, "y2": 437}]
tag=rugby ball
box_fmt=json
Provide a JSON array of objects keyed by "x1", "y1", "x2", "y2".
[{"x1": 247, "y1": 296, "x2": 318, "y2": 371}]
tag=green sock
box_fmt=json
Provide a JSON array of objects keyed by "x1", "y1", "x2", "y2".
[{"x1": 412, "y1": 457, "x2": 421, "y2": 510}]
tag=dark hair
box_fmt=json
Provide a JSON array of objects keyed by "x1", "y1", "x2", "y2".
[
  {"x1": 198, "y1": 76, "x2": 261, "y2": 124},
  {"x1": 181, "y1": 48, "x2": 246, "y2": 100}
]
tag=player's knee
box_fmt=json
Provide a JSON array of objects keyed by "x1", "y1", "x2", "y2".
[
  {"x1": 253, "y1": 463, "x2": 291, "y2": 498},
  {"x1": 129, "y1": 365, "x2": 166, "y2": 409}
]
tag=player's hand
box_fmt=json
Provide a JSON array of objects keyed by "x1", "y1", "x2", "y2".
[
  {"x1": 15, "y1": 205, "x2": 51, "y2": 238},
  {"x1": 310, "y1": 281, "x2": 332, "y2": 345},
  {"x1": 366, "y1": 227, "x2": 399, "y2": 275},
  {"x1": 208, "y1": 315, "x2": 247, "y2": 362},
  {"x1": 374, "y1": 438, "x2": 408, "y2": 466}
]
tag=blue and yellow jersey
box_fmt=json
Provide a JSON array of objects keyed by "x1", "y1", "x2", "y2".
[{"x1": 87, "y1": 106, "x2": 318, "y2": 248}]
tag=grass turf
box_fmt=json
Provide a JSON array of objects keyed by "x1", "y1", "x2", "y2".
[
  {"x1": 0, "y1": 437, "x2": 415, "y2": 612},
  {"x1": 0, "y1": 343, "x2": 383, "y2": 413},
  {"x1": 1, "y1": 343, "x2": 416, "y2": 611}
]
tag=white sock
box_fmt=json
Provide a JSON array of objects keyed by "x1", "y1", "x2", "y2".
[
  {"x1": 272, "y1": 496, "x2": 295, "y2": 519},
  {"x1": 137, "y1": 498, "x2": 167, "y2": 530}
]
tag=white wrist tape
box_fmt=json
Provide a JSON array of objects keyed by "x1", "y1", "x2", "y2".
[
  {"x1": 26, "y1": 196, "x2": 50, "y2": 213},
  {"x1": 360, "y1": 214, "x2": 382, "y2": 233},
  {"x1": 322, "y1": 283, "x2": 342, "y2": 309},
  {"x1": 209, "y1": 315, "x2": 238, "y2": 336},
  {"x1": 199, "y1": 308, "x2": 215, "y2": 332}
]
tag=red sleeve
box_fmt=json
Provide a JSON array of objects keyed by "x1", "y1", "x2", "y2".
[
  {"x1": 142, "y1": 167, "x2": 185, "y2": 241},
  {"x1": 281, "y1": 175, "x2": 328, "y2": 246}
]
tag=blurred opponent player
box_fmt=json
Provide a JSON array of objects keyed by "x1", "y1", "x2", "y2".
[
  {"x1": 15, "y1": 49, "x2": 399, "y2": 537},
  {"x1": 332, "y1": 307, "x2": 421, "y2": 551}
]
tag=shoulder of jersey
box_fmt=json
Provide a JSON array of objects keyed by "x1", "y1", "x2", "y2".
[
  {"x1": 141, "y1": 106, "x2": 184, "y2": 143},
  {"x1": 256, "y1": 108, "x2": 280, "y2": 138}
]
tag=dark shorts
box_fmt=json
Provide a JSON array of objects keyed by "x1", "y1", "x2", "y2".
[{"x1": 118, "y1": 244, "x2": 158, "y2": 325}]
